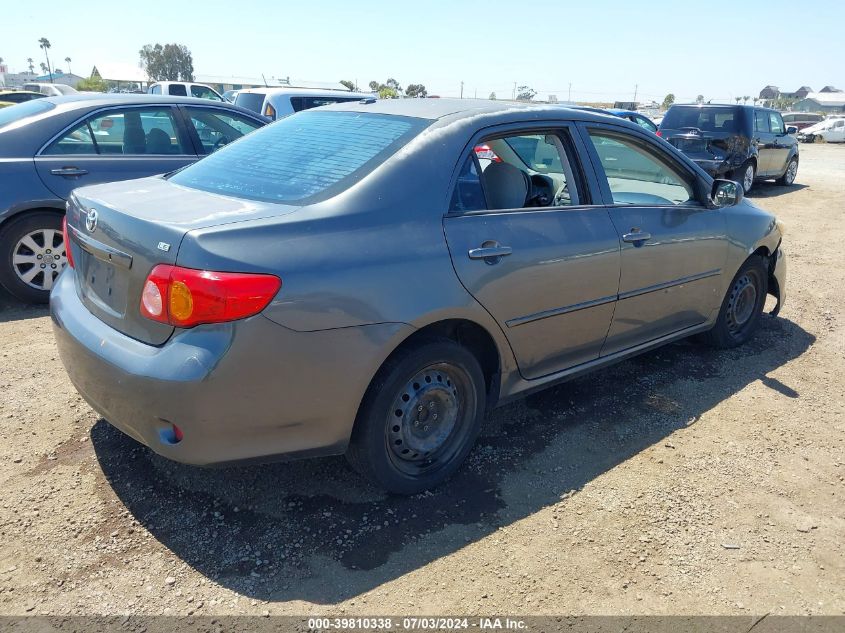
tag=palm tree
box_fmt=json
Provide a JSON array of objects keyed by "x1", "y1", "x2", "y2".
[
  {"x1": 27, "y1": 57, "x2": 34, "y2": 74},
  {"x1": 38, "y1": 37, "x2": 53, "y2": 83},
  {"x1": 40, "y1": 62, "x2": 48, "y2": 75},
  {"x1": 742, "y1": 95, "x2": 749, "y2": 104},
  {"x1": 64, "y1": 56, "x2": 72, "y2": 75},
  {"x1": 735, "y1": 97, "x2": 741, "y2": 104}
]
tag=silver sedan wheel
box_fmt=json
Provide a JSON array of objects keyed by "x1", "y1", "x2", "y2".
[
  {"x1": 742, "y1": 164, "x2": 755, "y2": 192},
  {"x1": 785, "y1": 160, "x2": 798, "y2": 185},
  {"x1": 12, "y1": 228, "x2": 67, "y2": 291}
]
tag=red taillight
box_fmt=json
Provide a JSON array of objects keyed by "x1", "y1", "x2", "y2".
[
  {"x1": 656, "y1": 130, "x2": 662, "y2": 137},
  {"x1": 140, "y1": 264, "x2": 281, "y2": 328},
  {"x1": 62, "y1": 216, "x2": 75, "y2": 269}
]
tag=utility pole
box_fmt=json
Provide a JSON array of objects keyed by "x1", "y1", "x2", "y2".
[
  {"x1": 512, "y1": 82, "x2": 516, "y2": 100},
  {"x1": 474, "y1": 88, "x2": 477, "y2": 99},
  {"x1": 633, "y1": 84, "x2": 638, "y2": 102},
  {"x1": 460, "y1": 81, "x2": 464, "y2": 99},
  {"x1": 568, "y1": 82, "x2": 572, "y2": 102}
]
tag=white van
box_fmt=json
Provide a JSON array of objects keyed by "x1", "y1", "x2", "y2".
[
  {"x1": 148, "y1": 82, "x2": 224, "y2": 101},
  {"x1": 235, "y1": 87, "x2": 373, "y2": 120}
]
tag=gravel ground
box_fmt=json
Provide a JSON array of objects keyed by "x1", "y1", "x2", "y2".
[{"x1": 0, "y1": 144, "x2": 843, "y2": 616}]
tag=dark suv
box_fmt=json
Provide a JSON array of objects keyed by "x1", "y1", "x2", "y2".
[{"x1": 658, "y1": 104, "x2": 799, "y2": 193}]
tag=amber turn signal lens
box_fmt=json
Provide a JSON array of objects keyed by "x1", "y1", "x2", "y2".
[{"x1": 169, "y1": 280, "x2": 194, "y2": 321}]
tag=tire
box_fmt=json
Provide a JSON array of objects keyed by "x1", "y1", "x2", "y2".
[
  {"x1": 736, "y1": 161, "x2": 755, "y2": 194},
  {"x1": 700, "y1": 255, "x2": 769, "y2": 349},
  {"x1": 776, "y1": 157, "x2": 798, "y2": 186},
  {"x1": 346, "y1": 338, "x2": 487, "y2": 494},
  {"x1": 0, "y1": 211, "x2": 67, "y2": 304}
]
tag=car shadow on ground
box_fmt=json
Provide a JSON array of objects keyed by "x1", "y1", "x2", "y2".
[
  {"x1": 91, "y1": 314, "x2": 814, "y2": 604},
  {"x1": 747, "y1": 182, "x2": 808, "y2": 199},
  {"x1": 0, "y1": 287, "x2": 48, "y2": 323}
]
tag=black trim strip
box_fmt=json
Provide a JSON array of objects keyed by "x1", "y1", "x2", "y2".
[
  {"x1": 506, "y1": 294, "x2": 617, "y2": 327},
  {"x1": 506, "y1": 268, "x2": 721, "y2": 328},
  {"x1": 618, "y1": 269, "x2": 721, "y2": 301}
]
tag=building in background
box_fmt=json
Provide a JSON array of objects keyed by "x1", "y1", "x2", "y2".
[{"x1": 793, "y1": 92, "x2": 845, "y2": 113}]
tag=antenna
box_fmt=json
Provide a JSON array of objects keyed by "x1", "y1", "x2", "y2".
[{"x1": 261, "y1": 73, "x2": 268, "y2": 87}]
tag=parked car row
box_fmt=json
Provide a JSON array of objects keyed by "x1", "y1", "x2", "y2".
[
  {"x1": 0, "y1": 94, "x2": 268, "y2": 302},
  {"x1": 797, "y1": 116, "x2": 845, "y2": 143},
  {"x1": 49, "y1": 98, "x2": 786, "y2": 493}
]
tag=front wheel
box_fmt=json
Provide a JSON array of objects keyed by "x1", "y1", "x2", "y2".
[
  {"x1": 0, "y1": 211, "x2": 67, "y2": 304},
  {"x1": 346, "y1": 339, "x2": 486, "y2": 494},
  {"x1": 776, "y1": 157, "x2": 798, "y2": 186},
  {"x1": 700, "y1": 255, "x2": 768, "y2": 349}
]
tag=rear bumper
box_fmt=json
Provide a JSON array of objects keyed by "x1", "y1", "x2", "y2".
[
  {"x1": 689, "y1": 157, "x2": 733, "y2": 178},
  {"x1": 50, "y1": 270, "x2": 411, "y2": 466}
]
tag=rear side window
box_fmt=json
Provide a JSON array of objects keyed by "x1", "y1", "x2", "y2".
[
  {"x1": 150, "y1": 85, "x2": 161, "y2": 95},
  {"x1": 234, "y1": 92, "x2": 265, "y2": 113},
  {"x1": 661, "y1": 106, "x2": 741, "y2": 133},
  {"x1": 0, "y1": 99, "x2": 55, "y2": 129},
  {"x1": 169, "y1": 110, "x2": 430, "y2": 204},
  {"x1": 168, "y1": 84, "x2": 188, "y2": 96}
]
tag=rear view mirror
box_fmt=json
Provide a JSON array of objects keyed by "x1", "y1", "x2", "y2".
[
  {"x1": 709, "y1": 179, "x2": 743, "y2": 209},
  {"x1": 786, "y1": 126, "x2": 798, "y2": 135}
]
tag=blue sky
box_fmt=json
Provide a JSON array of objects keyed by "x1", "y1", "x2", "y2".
[{"x1": 2, "y1": 0, "x2": 843, "y2": 102}]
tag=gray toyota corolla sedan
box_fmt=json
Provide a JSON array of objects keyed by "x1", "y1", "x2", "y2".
[
  {"x1": 51, "y1": 98, "x2": 786, "y2": 494},
  {"x1": 0, "y1": 95, "x2": 267, "y2": 303}
]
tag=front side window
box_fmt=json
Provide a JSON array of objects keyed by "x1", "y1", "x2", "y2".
[
  {"x1": 768, "y1": 112, "x2": 784, "y2": 134},
  {"x1": 150, "y1": 85, "x2": 161, "y2": 95},
  {"x1": 44, "y1": 107, "x2": 190, "y2": 155},
  {"x1": 185, "y1": 107, "x2": 262, "y2": 154},
  {"x1": 169, "y1": 110, "x2": 429, "y2": 204},
  {"x1": 588, "y1": 131, "x2": 694, "y2": 206}
]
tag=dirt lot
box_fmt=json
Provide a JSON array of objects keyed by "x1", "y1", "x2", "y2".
[{"x1": 1, "y1": 144, "x2": 843, "y2": 617}]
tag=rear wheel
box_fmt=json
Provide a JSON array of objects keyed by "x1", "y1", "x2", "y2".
[
  {"x1": 737, "y1": 161, "x2": 755, "y2": 194},
  {"x1": 0, "y1": 211, "x2": 66, "y2": 304},
  {"x1": 346, "y1": 338, "x2": 486, "y2": 494},
  {"x1": 700, "y1": 255, "x2": 768, "y2": 349},
  {"x1": 777, "y1": 157, "x2": 798, "y2": 186}
]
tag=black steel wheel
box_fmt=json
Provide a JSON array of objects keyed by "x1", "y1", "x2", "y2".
[
  {"x1": 347, "y1": 338, "x2": 486, "y2": 494},
  {"x1": 700, "y1": 255, "x2": 768, "y2": 348}
]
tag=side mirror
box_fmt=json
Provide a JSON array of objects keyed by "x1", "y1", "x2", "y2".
[
  {"x1": 709, "y1": 179, "x2": 743, "y2": 209},
  {"x1": 786, "y1": 126, "x2": 798, "y2": 135}
]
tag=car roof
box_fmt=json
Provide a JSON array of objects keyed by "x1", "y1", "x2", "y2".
[
  {"x1": 319, "y1": 97, "x2": 626, "y2": 125},
  {"x1": 607, "y1": 108, "x2": 642, "y2": 117},
  {"x1": 35, "y1": 93, "x2": 255, "y2": 110},
  {"x1": 239, "y1": 86, "x2": 373, "y2": 98}
]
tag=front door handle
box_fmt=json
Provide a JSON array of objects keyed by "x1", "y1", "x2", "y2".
[
  {"x1": 622, "y1": 230, "x2": 652, "y2": 245},
  {"x1": 468, "y1": 242, "x2": 512, "y2": 264},
  {"x1": 50, "y1": 167, "x2": 89, "y2": 177}
]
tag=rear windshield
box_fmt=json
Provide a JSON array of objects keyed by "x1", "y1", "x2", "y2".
[
  {"x1": 661, "y1": 106, "x2": 742, "y2": 132},
  {"x1": 234, "y1": 92, "x2": 266, "y2": 113},
  {"x1": 0, "y1": 99, "x2": 55, "y2": 129},
  {"x1": 169, "y1": 110, "x2": 429, "y2": 204}
]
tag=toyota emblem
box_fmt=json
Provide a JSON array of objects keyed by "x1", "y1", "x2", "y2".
[{"x1": 85, "y1": 208, "x2": 98, "y2": 232}]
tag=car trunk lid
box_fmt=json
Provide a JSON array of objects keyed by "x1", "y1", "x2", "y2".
[{"x1": 65, "y1": 176, "x2": 299, "y2": 345}]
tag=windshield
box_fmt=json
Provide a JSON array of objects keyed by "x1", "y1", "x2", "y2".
[
  {"x1": 0, "y1": 99, "x2": 56, "y2": 129},
  {"x1": 169, "y1": 110, "x2": 430, "y2": 204},
  {"x1": 661, "y1": 106, "x2": 742, "y2": 132}
]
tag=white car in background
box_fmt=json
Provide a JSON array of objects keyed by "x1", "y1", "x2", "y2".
[
  {"x1": 235, "y1": 87, "x2": 373, "y2": 120},
  {"x1": 798, "y1": 116, "x2": 845, "y2": 143},
  {"x1": 148, "y1": 82, "x2": 224, "y2": 101},
  {"x1": 22, "y1": 83, "x2": 77, "y2": 97}
]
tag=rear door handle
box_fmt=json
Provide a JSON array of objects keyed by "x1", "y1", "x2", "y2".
[
  {"x1": 50, "y1": 167, "x2": 88, "y2": 177},
  {"x1": 468, "y1": 244, "x2": 512, "y2": 262},
  {"x1": 622, "y1": 231, "x2": 652, "y2": 244}
]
